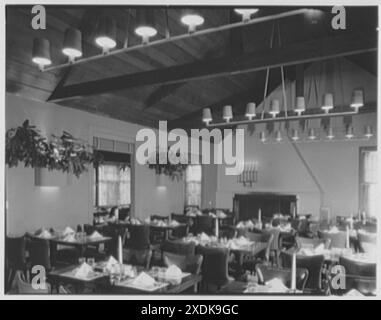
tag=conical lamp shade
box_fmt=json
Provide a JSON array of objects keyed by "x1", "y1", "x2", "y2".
[
  {"x1": 181, "y1": 9, "x2": 204, "y2": 33},
  {"x1": 245, "y1": 102, "x2": 256, "y2": 119},
  {"x1": 269, "y1": 100, "x2": 280, "y2": 117},
  {"x1": 295, "y1": 96, "x2": 305, "y2": 115},
  {"x1": 95, "y1": 16, "x2": 117, "y2": 50},
  {"x1": 202, "y1": 108, "x2": 212, "y2": 124},
  {"x1": 350, "y1": 89, "x2": 364, "y2": 109},
  {"x1": 321, "y1": 93, "x2": 334, "y2": 112},
  {"x1": 63, "y1": 28, "x2": 82, "y2": 59},
  {"x1": 32, "y1": 38, "x2": 51, "y2": 66},
  {"x1": 135, "y1": 9, "x2": 157, "y2": 43},
  {"x1": 364, "y1": 125, "x2": 373, "y2": 138},
  {"x1": 223, "y1": 105, "x2": 233, "y2": 122}
]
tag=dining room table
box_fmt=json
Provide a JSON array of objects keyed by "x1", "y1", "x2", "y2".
[{"x1": 47, "y1": 262, "x2": 202, "y2": 294}]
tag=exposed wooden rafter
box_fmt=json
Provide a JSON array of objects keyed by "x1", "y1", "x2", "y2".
[{"x1": 47, "y1": 31, "x2": 377, "y2": 103}]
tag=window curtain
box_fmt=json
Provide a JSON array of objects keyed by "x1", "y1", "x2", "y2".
[
  {"x1": 360, "y1": 149, "x2": 377, "y2": 218},
  {"x1": 185, "y1": 165, "x2": 202, "y2": 207}
]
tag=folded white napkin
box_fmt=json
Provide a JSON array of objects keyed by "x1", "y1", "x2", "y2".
[
  {"x1": 345, "y1": 289, "x2": 364, "y2": 297},
  {"x1": 170, "y1": 220, "x2": 180, "y2": 227},
  {"x1": 246, "y1": 220, "x2": 254, "y2": 228},
  {"x1": 195, "y1": 210, "x2": 202, "y2": 216},
  {"x1": 144, "y1": 218, "x2": 151, "y2": 224},
  {"x1": 165, "y1": 265, "x2": 182, "y2": 278},
  {"x1": 208, "y1": 212, "x2": 216, "y2": 218},
  {"x1": 216, "y1": 210, "x2": 227, "y2": 218},
  {"x1": 236, "y1": 221, "x2": 244, "y2": 228},
  {"x1": 132, "y1": 272, "x2": 155, "y2": 287},
  {"x1": 74, "y1": 262, "x2": 93, "y2": 278},
  {"x1": 328, "y1": 226, "x2": 339, "y2": 233},
  {"x1": 314, "y1": 243, "x2": 325, "y2": 253},
  {"x1": 39, "y1": 230, "x2": 52, "y2": 239},
  {"x1": 63, "y1": 234, "x2": 76, "y2": 242},
  {"x1": 105, "y1": 256, "x2": 118, "y2": 272},
  {"x1": 266, "y1": 278, "x2": 289, "y2": 293},
  {"x1": 89, "y1": 231, "x2": 103, "y2": 239},
  {"x1": 62, "y1": 226, "x2": 75, "y2": 236},
  {"x1": 199, "y1": 232, "x2": 210, "y2": 241}
]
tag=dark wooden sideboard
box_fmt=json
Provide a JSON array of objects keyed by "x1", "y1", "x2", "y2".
[{"x1": 233, "y1": 192, "x2": 297, "y2": 222}]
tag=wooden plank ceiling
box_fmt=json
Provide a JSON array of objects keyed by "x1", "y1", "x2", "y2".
[{"x1": 6, "y1": 6, "x2": 378, "y2": 128}]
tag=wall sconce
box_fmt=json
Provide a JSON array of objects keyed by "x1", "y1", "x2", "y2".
[{"x1": 237, "y1": 161, "x2": 258, "y2": 187}]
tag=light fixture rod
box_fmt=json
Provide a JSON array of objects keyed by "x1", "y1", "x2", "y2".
[
  {"x1": 42, "y1": 9, "x2": 309, "y2": 72},
  {"x1": 206, "y1": 109, "x2": 359, "y2": 128}
]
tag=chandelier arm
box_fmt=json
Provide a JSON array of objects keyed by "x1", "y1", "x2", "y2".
[{"x1": 261, "y1": 22, "x2": 276, "y2": 119}]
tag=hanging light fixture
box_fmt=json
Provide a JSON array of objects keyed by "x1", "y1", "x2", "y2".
[
  {"x1": 32, "y1": 38, "x2": 52, "y2": 69},
  {"x1": 364, "y1": 125, "x2": 373, "y2": 138},
  {"x1": 181, "y1": 9, "x2": 204, "y2": 33},
  {"x1": 234, "y1": 8, "x2": 259, "y2": 22},
  {"x1": 345, "y1": 125, "x2": 354, "y2": 139},
  {"x1": 269, "y1": 100, "x2": 280, "y2": 118},
  {"x1": 62, "y1": 28, "x2": 82, "y2": 62},
  {"x1": 245, "y1": 102, "x2": 256, "y2": 120},
  {"x1": 321, "y1": 93, "x2": 334, "y2": 113},
  {"x1": 202, "y1": 108, "x2": 212, "y2": 125},
  {"x1": 350, "y1": 89, "x2": 364, "y2": 110},
  {"x1": 275, "y1": 130, "x2": 282, "y2": 142},
  {"x1": 308, "y1": 128, "x2": 316, "y2": 140},
  {"x1": 95, "y1": 16, "x2": 117, "y2": 52},
  {"x1": 291, "y1": 128, "x2": 299, "y2": 141},
  {"x1": 135, "y1": 9, "x2": 157, "y2": 44},
  {"x1": 260, "y1": 131, "x2": 266, "y2": 142},
  {"x1": 294, "y1": 96, "x2": 306, "y2": 116},
  {"x1": 223, "y1": 105, "x2": 233, "y2": 122},
  {"x1": 327, "y1": 127, "x2": 335, "y2": 140}
]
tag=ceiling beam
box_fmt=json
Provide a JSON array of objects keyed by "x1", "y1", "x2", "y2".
[{"x1": 47, "y1": 31, "x2": 377, "y2": 103}]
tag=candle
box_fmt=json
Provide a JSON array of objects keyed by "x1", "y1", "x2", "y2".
[
  {"x1": 215, "y1": 218, "x2": 219, "y2": 238},
  {"x1": 291, "y1": 252, "x2": 296, "y2": 291},
  {"x1": 118, "y1": 235, "x2": 123, "y2": 264},
  {"x1": 258, "y1": 208, "x2": 262, "y2": 224},
  {"x1": 115, "y1": 207, "x2": 119, "y2": 221},
  {"x1": 345, "y1": 225, "x2": 350, "y2": 249}
]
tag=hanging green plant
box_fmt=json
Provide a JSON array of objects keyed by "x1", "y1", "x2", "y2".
[
  {"x1": 147, "y1": 149, "x2": 188, "y2": 181},
  {"x1": 6, "y1": 120, "x2": 102, "y2": 178}
]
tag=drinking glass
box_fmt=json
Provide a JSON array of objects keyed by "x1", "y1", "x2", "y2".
[{"x1": 87, "y1": 257, "x2": 95, "y2": 268}]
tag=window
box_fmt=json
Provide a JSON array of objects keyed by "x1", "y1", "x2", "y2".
[
  {"x1": 185, "y1": 165, "x2": 202, "y2": 207},
  {"x1": 359, "y1": 147, "x2": 377, "y2": 218},
  {"x1": 94, "y1": 150, "x2": 131, "y2": 207}
]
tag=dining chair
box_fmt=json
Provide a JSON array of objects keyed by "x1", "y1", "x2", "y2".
[
  {"x1": 170, "y1": 224, "x2": 189, "y2": 239},
  {"x1": 83, "y1": 224, "x2": 95, "y2": 235},
  {"x1": 194, "y1": 215, "x2": 215, "y2": 236},
  {"x1": 196, "y1": 246, "x2": 232, "y2": 293},
  {"x1": 334, "y1": 256, "x2": 377, "y2": 296},
  {"x1": 357, "y1": 231, "x2": 376, "y2": 254},
  {"x1": 123, "y1": 248, "x2": 152, "y2": 269},
  {"x1": 241, "y1": 232, "x2": 274, "y2": 273},
  {"x1": 281, "y1": 251, "x2": 325, "y2": 293},
  {"x1": 339, "y1": 256, "x2": 376, "y2": 278},
  {"x1": 28, "y1": 238, "x2": 52, "y2": 273},
  {"x1": 14, "y1": 272, "x2": 51, "y2": 294},
  {"x1": 163, "y1": 252, "x2": 203, "y2": 275},
  {"x1": 5, "y1": 236, "x2": 28, "y2": 292},
  {"x1": 255, "y1": 263, "x2": 309, "y2": 292},
  {"x1": 295, "y1": 236, "x2": 327, "y2": 250},
  {"x1": 126, "y1": 224, "x2": 151, "y2": 250},
  {"x1": 161, "y1": 240, "x2": 196, "y2": 256},
  {"x1": 262, "y1": 228, "x2": 281, "y2": 266},
  {"x1": 318, "y1": 230, "x2": 347, "y2": 249}
]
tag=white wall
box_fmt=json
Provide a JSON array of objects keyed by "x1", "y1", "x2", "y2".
[
  {"x1": 5, "y1": 93, "x2": 185, "y2": 235},
  {"x1": 213, "y1": 59, "x2": 377, "y2": 218}
]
